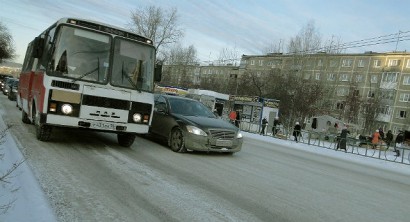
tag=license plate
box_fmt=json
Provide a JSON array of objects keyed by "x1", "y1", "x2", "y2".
[
  {"x1": 216, "y1": 139, "x2": 233, "y2": 147},
  {"x1": 91, "y1": 122, "x2": 116, "y2": 130}
]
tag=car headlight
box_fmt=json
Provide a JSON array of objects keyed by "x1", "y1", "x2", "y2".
[
  {"x1": 133, "y1": 113, "x2": 142, "y2": 123},
  {"x1": 237, "y1": 131, "x2": 243, "y2": 138},
  {"x1": 186, "y1": 125, "x2": 207, "y2": 136},
  {"x1": 61, "y1": 104, "x2": 73, "y2": 115}
]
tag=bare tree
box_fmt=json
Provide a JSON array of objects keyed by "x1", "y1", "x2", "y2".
[
  {"x1": 161, "y1": 44, "x2": 198, "y2": 88},
  {"x1": 0, "y1": 22, "x2": 15, "y2": 63},
  {"x1": 287, "y1": 20, "x2": 321, "y2": 55},
  {"x1": 216, "y1": 47, "x2": 239, "y2": 66},
  {"x1": 129, "y1": 5, "x2": 184, "y2": 59}
]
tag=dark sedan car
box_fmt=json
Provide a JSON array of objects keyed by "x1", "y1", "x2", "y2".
[
  {"x1": 150, "y1": 94, "x2": 243, "y2": 153},
  {"x1": 8, "y1": 79, "x2": 19, "y2": 101}
]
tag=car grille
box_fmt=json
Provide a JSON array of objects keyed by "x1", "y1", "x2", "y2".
[{"x1": 208, "y1": 129, "x2": 236, "y2": 140}]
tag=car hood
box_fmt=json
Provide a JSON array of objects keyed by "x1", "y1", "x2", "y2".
[{"x1": 174, "y1": 114, "x2": 238, "y2": 131}]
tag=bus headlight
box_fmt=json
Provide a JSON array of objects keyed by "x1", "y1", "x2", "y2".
[
  {"x1": 133, "y1": 113, "x2": 142, "y2": 123},
  {"x1": 61, "y1": 104, "x2": 73, "y2": 115}
]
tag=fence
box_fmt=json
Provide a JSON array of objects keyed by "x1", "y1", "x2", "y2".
[{"x1": 234, "y1": 119, "x2": 410, "y2": 165}]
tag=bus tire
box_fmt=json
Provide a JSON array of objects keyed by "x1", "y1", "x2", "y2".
[
  {"x1": 36, "y1": 123, "x2": 52, "y2": 141},
  {"x1": 117, "y1": 133, "x2": 136, "y2": 147}
]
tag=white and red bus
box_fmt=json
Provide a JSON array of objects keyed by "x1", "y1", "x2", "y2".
[{"x1": 18, "y1": 18, "x2": 162, "y2": 147}]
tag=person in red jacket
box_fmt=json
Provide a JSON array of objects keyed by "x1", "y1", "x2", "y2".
[{"x1": 371, "y1": 129, "x2": 381, "y2": 149}]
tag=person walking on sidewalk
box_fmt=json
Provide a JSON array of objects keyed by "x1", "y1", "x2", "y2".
[
  {"x1": 260, "y1": 117, "x2": 268, "y2": 135},
  {"x1": 293, "y1": 122, "x2": 301, "y2": 142}
]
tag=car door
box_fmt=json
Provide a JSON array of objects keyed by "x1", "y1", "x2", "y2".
[{"x1": 151, "y1": 95, "x2": 177, "y2": 138}]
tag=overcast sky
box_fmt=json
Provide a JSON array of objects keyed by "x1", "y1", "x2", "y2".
[{"x1": 1, "y1": 0, "x2": 410, "y2": 64}]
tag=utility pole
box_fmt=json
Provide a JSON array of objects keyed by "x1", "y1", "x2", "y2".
[{"x1": 395, "y1": 30, "x2": 401, "y2": 52}]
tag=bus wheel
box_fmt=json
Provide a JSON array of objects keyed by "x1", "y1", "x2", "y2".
[
  {"x1": 117, "y1": 133, "x2": 136, "y2": 147},
  {"x1": 33, "y1": 110, "x2": 52, "y2": 141},
  {"x1": 22, "y1": 110, "x2": 31, "y2": 124},
  {"x1": 36, "y1": 123, "x2": 52, "y2": 141}
]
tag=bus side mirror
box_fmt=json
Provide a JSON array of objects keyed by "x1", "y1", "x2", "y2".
[
  {"x1": 33, "y1": 37, "x2": 45, "y2": 58},
  {"x1": 154, "y1": 64, "x2": 162, "y2": 82}
]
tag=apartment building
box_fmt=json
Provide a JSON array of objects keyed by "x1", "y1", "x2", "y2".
[{"x1": 240, "y1": 51, "x2": 410, "y2": 134}]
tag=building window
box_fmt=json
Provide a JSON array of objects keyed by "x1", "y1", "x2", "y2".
[
  {"x1": 340, "y1": 74, "x2": 349, "y2": 81},
  {"x1": 399, "y1": 93, "x2": 410, "y2": 102},
  {"x1": 381, "y1": 90, "x2": 395, "y2": 100},
  {"x1": 379, "y1": 106, "x2": 391, "y2": 115},
  {"x1": 367, "y1": 91, "x2": 375, "y2": 98},
  {"x1": 397, "y1": 110, "x2": 407, "y2": 118},
  {"x1": 371, "y1": 75, "x2": 378, "y2": 83},
  {"x1": 257, "y1": 71, "x2": 261, "y2": 77},
  {"x1": 315, "y1": 73, "x2": 320, "y2": 80},
  {"x1": 374, "y1": 59, "x2": 381, "y2": 67},
  {"x1": 388, "y1": 59, "x2": 401, "y2": 67},
  {"x1": 304, "y1": 74, "x2": 311, "y2": 80},
  {"x1": 353, "y1": 89, "x2": 360, "y2": 97},
  {"x1": 403, "y1": 76, "x2": 410, "y2": 85},
  {"x1": 382, "y1": 72, "x2": 398, "y2": 82},
  {"x1": 342, "y1": 59, "x2": 353, "y2": 67},
  {"x1": 356, "y1": 74, "x2": 363, "y2": 82},
  {"x1": 358, "y1": 59, "x2": 365, "y2": 67},
  {"x1": 259, "y1": 60, "x2": 263, "y2": 66},
  {"x1": 330, "y1": 60, "x2": 338, "y2": 67},
  {"x1": 317, "y1": 59, "x2": 323, "y2": 67},
  {"x1": 327, "y1": 73, "x2": 335, "y2": 81},
  {"x1": 250, "y1": 60, "x2": 255, "y2": 65},
  {"x1": 337, "y1": 88, "x2": 348, "y2": 96},
  {"x1": 336, "y1": 102, "x2": 345, "y2": 110}
]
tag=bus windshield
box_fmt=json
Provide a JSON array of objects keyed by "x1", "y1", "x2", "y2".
[
  {"x1": 111, "y1": 38, "x2": 155, "y2": 92},
  {"x1": 50, "y1": 26, "x2": 111, "y2": 83}
]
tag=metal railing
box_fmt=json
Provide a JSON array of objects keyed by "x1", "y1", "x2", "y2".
[{"x1": 234, "y1": 119, "x2": 410, "y2": 165}]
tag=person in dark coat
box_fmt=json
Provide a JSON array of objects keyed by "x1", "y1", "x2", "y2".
[
  {"x1": 385, "y1": 130, "x2": 399, "y2": 157},
  {"x1": 260, "y1": 117, "x2": 268, "y2": 135},
  {"x1": 272, "y1": 117, "x2": 280, "y2": 136},
  {"x1": 337, "y1": 126, "x2": 349, "y2": 151},
  {"x1": 235, "y1": 111, "x2": 240, "y2": 128},
  {"x1": 293, "y1": 122, "x2": 301, "y2": 142},
  {"x1": 379, "y1": 128, "x2": 385, "y2": 140}
]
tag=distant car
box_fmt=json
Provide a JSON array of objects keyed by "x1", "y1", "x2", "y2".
[
  {"x1": 0, "y1": 75, "x2": 13, "y2": 92},
  {"x1": 8, "y1": 79, "x2": 19, "y2": 101},
  {"x1": 2, "y1": 77, "x2": 17, "y2": 95},
  {"x1": 150, "y1": 94, "x2": 243, "y2": 153}
]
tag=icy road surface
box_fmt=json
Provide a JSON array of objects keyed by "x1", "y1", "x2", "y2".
[{"x1": 1, "y1": 96, "x2": 410, "y2": 222}]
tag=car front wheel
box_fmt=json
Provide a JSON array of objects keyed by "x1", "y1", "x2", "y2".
[{"x1": 170, "y1": 127, "x2": 186, "y2": 153}]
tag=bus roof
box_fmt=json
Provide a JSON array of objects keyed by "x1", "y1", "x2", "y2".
[{"x1": 54, "y1": 17, "x2": 153, "y2": 45}]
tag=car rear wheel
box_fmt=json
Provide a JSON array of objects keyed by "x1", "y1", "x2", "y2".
[
  {"x1": 170, "y1": 127, "x2": 186, "y2": 153},
  {"x1": 117, "y1": 133, "x2": 136, "y2": 147}
]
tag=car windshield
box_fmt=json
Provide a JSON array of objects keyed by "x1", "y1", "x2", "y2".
[{"x1": 168, "y1": 97, "x2": 215, "y2": 118}]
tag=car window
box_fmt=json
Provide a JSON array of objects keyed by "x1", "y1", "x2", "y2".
[
  {"x1": 168, "y1": 97, "x2": 215, "y2": 118},
  {"x1": 155, "y1": 96, "x2": 167, "y2": 112}
]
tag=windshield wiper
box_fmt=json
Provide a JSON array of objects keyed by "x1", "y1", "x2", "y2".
[
  {"x1": 121, "y1": 62, "x2": 141, "y2": 92},
  {"x1": 72, "y1": 58, "x2": 100, "y2": 83}
]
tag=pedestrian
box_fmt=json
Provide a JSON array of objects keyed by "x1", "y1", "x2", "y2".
[
  {"x1": 371, "y1": 129, "x2": 381, "y2": 149},
  {"x1": 395, "y1": 130, "x2": 405, "y2": 146},
  {"x1": 337, "y1": 126, "x2": 349, "y2": 151},
  {"x1": 385, "y1": 130, "x2": 399, "y2": 156},
  {"x1": 235, "y1": 111, "x2": 241, "y2": 128},
  {"x1": 379, "y1": 127, "x2": 385, "y2": 140},
  {"x1": 260, "y1": 117, "x2": 268, "y2": 135},
  {"x1": 272, "y1": 117, "x2": 280, "y2": 136},
  {"x1": 229, "y1": 110, "x2": 237, "y2": 125},
  {"x1": 293, "y1": 122, "x2": 301, "y2": 142}
]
